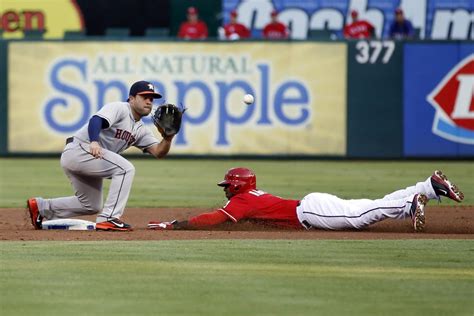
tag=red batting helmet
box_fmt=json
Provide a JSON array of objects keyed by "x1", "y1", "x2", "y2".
[{"x1": 217, "y1": 167, "x2": 256, "y2": 195}]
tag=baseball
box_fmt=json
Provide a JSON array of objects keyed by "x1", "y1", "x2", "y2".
[{"x1": 243, "y1": 94, "x2": 254, "y2": 105}]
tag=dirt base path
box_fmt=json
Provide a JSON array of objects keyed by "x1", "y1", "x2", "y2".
[{"x1": 1, "y1": 206, "x2": 472, "y2": 241}]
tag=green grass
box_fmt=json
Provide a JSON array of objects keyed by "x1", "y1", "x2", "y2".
[
  {"x1": 1, "y1": 159, "x2": 473, "y2": 315},
  {"x1": 0, "y1": 240, "x2": 473, "y2": 316},
  {"x1": 0, "y1": 158, "x2": 472, "y2": 207}
]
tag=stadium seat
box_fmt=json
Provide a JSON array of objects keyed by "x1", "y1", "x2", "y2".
[
  {"x1": 63, "y1": 30, "x2": 86, "y2": 40},
  {"x1": 145, "y1": 27, "x2": 170, "y2": 38},
  {"x1": 105, "y1": 28, "x2": 130, "y2": 38},
  {"x1": 307, "y1": 29, "x2": 333, "y2": 40},
  {"x1": 23, "y1": 29, "x2": 46, "y2": 39}
]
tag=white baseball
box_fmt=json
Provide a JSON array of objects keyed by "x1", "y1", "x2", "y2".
[{"x1": 243, "y1": 94, "x2": 254, "y2": 104}]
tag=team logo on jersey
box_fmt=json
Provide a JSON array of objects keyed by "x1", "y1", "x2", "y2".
[
  {"x1": 115, "y1": 129, "x2": 136, "y2": 146},
  {"x1": 427, "y1": 54, "x2": 474, "y2": 144}
]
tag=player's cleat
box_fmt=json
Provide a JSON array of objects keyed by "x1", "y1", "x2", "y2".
[
  {"x1": 410, "y1": 194, "x2": 427, "y2": 232},
  {"x1": 95, "y1": 218, "x2": 132, "y2": 231},
  {"x1": 27, "y1": 198, "x2": 43, "y2": 230},
  {"x1": 431, "y1": 170, "x2": 464, "y2": 202}
]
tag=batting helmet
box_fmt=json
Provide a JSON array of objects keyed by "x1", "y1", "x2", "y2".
[{"x1": 217, "y1": 167, "x2": 256, "y2": 195}]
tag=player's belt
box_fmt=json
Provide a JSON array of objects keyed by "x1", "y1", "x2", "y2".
[{"x1": 66, "y1": 137, "x2": 74, "y2": 145}]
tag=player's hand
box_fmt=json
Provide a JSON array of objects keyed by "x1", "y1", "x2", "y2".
[
  {"x1": 148, "y1": 220, "x2": 177, "y2": 230},
  {"x1": 89, "y1": 141, "x2": 103, "y2": 159}
]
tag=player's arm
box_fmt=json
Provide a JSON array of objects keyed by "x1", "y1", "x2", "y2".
[
  {"x1": 369, "y1": 26, "x2": 375, "y2": 38},
  {"x1": 406, "y1": 21, "x2": 415, "y2": 38},
  {"x1": 88, "y1": 115, "x2": 109, "y2": 159},
  {"x1": 243, "y1": 25, "x2": 251, "y2": 38},
  {"x1": 146, "y1": 135, "x2": 174, "y2": 159},
  {"x1": 201, "y1": 23, "x2": 208, "y2": 39},
  {"x1": 148, "y1": 210, "x2": 229, "y2": 230}
]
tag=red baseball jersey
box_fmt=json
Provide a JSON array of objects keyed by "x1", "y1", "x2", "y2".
[
  {"x1": 218, "y1": 189, "x2": 301, "y2": 228},
  {"x1": 224, "y1": 22, "x2": 251, "y2": 39},
  {"x1": 262, "y1": 22, "x2": 289, "y2": 39},
  {"x1": 343, "y1": 20, "x2": 374, "y2": 39},
  {"x1": 178, "y1": 21, "x2": 208, "y2": 39}
]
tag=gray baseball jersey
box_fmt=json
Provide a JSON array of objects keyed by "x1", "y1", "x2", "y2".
[
  {"x1": 37, "y1": 102, "x2": 160, "y2": 222},
  {"x1": 74, "y1": 102, "x2": 159, "y2": 153}
]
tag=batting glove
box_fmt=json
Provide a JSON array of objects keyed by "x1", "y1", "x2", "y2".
[{"x1": 148, "y1": 220, "x2": 177, "y2": 230}]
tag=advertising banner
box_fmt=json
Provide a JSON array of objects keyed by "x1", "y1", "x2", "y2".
[
  {"x1": 403, "y1": 44, "x2": 474, "y2": 157},
  {"x1": 0, "y1": 0, "x2": 83, "y2": 39},
  {"x1": 8, "y1": 41, "x2": 347, "y2": 155},
  {"x1": 222, "y1": 0, "x2": 473, "y2": 40}
]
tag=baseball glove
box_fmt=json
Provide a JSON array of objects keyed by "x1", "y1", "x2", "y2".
[{"x1": 152, "y1": 104, "x2": 186, "y2": 138}]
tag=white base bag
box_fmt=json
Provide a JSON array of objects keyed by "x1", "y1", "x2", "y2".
[{"x1": 41, "y1": 219, "x2": 96, "y2": 231}]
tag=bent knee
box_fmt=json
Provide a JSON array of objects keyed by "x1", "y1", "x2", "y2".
[
  {"x1": 116, "y1": 161, "x2": 135, "y2": 177},
  {"x1": 77, "y1": 198, "x2": 101, "y2": 214}
]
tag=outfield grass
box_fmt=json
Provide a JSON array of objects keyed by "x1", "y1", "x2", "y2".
[
  {"x1": 0, "y1": 240, "x2": 473, "y2": 316},
  {"x1": 0, "y1": 158, "x2": 472, "y2": 207}
]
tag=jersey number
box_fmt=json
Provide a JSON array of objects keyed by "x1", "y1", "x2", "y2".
[{"x1": 249, "y1": 189, "x2": 266, "y2": 196}]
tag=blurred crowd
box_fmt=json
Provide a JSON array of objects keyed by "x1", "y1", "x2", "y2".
[
  {"x1": 177, "y1": 6, "x2": 416, "y2": 41},
  {"x1": 9, "y1": 5, "x2": 419, "y2": 41}
]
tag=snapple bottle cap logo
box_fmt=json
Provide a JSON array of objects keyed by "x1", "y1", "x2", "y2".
[
  {"x1": 427, "y1": 54, "x2": 474, "y2": 145},
  {"x1": 0, "y1": 0, "x2": 83, "y2": 39}
]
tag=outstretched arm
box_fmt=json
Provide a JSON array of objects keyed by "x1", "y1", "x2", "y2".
[
  {"x1": 148, "y1": 210, "x2": 229, "y2": 230},
  {"x1": 178, "y1": 210, "x2": 229, "y2": 229}
]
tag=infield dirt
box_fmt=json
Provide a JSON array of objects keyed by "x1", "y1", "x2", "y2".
[{"x1": 1, "y1": 206, "x2": 472, "y2": 241}]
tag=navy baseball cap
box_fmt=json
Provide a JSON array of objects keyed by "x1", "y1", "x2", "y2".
[{"x1": 128, "y1": 81, "x2": 162, "y2": 100}]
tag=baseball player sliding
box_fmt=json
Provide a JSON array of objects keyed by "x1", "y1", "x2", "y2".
[
  {"x1": 149, "y1": 167, "x2": 464, "y2": 232},
  {"x1": 27, "y1": 80, "x2": 184, "y2": 231}
]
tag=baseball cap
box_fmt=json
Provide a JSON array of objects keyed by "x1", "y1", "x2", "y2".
[
  {"x1": 187, "y1": 6, "x2": 198, "y2": 15},
  {"x1": 128, "y1": 81, "x2": 162, "y2": 100},
  {"x1": 230, "y1": 10, "x2": 237, "y2": 18},
  {"x1": 351, "y1": 10, "x2": 358, "y2": 18}
]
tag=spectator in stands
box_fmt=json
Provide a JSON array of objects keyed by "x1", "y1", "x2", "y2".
[
  {"x1": 389, "y1": 8, "x2": 415, "y2": 40},
  {"x1": 178, "y1": 6, "x2": 208, "y2": 40},
  {"x1": 343, "y1": 10, "x2": 375, "y2": 39},
  {"x1": 262, "y1": 10, "x2": 289, "y2": 40},
  {"x1": 222, "y1": 10, "x2": 251, "y2": 40}
]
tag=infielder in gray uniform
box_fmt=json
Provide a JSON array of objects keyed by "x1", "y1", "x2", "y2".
[{"x1": 27, "y1": 81, "x2": 173, "y2": 231}]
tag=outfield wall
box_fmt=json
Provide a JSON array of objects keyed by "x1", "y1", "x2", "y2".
[{"x1": 0, "y1": 40, "x2": 472, "y2": 158}]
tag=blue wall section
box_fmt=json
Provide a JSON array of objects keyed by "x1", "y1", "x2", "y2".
[{"x1": 403, "y1": 44, "x2": 474, "y2": 157}]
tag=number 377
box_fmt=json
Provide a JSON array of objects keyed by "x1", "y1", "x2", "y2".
[{"x1": 355, "y1": 41, "x2": 395, "y2": 64}]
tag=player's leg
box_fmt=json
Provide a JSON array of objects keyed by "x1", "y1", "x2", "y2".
[
  {"x1": 38, "y1": 172, "x2": 103, "y2": 220},
  {"x1": 296, "y1": 192, "x2": 425, "y2": 231},
  {"x1": 381, "y1": 170, "x2": 463, "y2": 202},
  {"x1": 94, "y1": 150, "x2": 135, "y2": 222},
  {"x1": 381, "y1": 176, "x2": 436, "y2": 201},
  {"x1": 29, "y1": 145, "x2": 104, "y2": 220}
]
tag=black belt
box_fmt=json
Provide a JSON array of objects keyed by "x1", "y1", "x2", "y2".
[{"x1": 66, "y1": 137, "x2": 74, "y2": 145}]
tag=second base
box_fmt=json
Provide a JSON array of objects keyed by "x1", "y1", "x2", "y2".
[{"x1": 42, "y1": 219, "x2": 96, "y2": 231}]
